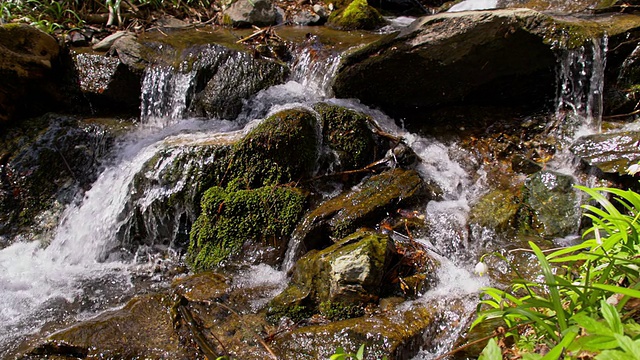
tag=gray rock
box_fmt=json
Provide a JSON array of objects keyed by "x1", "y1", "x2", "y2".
[
  {"x1": 223, "y1": 0, "x2": 278, "y2": 27},
  {"x1": 293, "y1": 10, "x2": 321, "y2": 25}
]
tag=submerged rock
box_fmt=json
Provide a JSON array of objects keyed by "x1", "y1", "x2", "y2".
[{"x1": 571, "y1": 130, "x2": 640, "y2": 175}]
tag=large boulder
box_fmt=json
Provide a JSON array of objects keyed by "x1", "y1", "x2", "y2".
[
  {"x1": 0, "y1": 115, "x2": 115, "y2": 245},
  {"x1": 0, "y1": 24, "x2": 61, "y2": 123},
  {"x1": 333, "y1": 9, "x2": 640, "y2": 123}
]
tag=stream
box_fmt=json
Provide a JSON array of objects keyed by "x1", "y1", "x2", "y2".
[{"x1": 0, "y1": 8, "x2": 616, "y2": 359}]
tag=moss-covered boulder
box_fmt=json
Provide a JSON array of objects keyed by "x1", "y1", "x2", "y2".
[
  {"x1": 570, "y1": 130, "x2": 640, "y2": 175},
  {"x1": 313, "y1": 102, "x2": 379, "y2": 172},
  {"x1": 268, "y1": 230, "x2": 395, "y2": 318},
  {"x1": 327, "y1": 0, "x2": 386, "y2": 30},
  {"x1": 187, "y1": 185, "x2": 307, "y2": 271},
  {"x1": 290, "y1": 168, "x2": 426, "y2": 256},
  {"x1": 224, "y1": 108, "x2": 320, "y2": 189}
]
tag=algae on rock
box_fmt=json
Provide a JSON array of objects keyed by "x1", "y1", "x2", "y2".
[
  {"x1": 187, "y1": 185, "x2": 307, "y2": 271},
  {"x1": 313, "y1": 102, "x2": 378, "y2": 172}
]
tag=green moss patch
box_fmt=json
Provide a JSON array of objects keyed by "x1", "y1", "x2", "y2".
[
  {"x1": 224, "y1": 108, "x2": 319, "y2": 190},
  {"x1": 327, "y1": 0, "x2": 386, "y2": 31},
  {"x1": 187, "y1": 185, "x2": 307, "y2": 271}
]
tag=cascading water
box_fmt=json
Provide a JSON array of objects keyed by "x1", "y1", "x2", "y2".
[
  {"x1": 555, "y1": 35, "x2": 608, "y2": 137},
  {"x1": 1, "y1": 23, "x2": 613, "y2": 359}
]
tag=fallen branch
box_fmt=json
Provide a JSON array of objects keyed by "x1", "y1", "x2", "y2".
[{"x1": 602, "y1": 109, "x2": 640, "y2": 119}]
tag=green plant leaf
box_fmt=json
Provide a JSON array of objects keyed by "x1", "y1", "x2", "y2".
[
  {"x1": 356, "y1": 344, "x2": 365, "y2": 360},
  {"x1": 530, "y1": 241, "x2": 567, "y2": 332},
  {"x1": 478, "y1": 338, "x2": 502, "y2": 360},
  {"x1": 601, "y1": 300, "x2": 623, "y2": 335},
  {"x1": 595, "y1": 349, "x2": 638, "y2": 360},
  {"x1": 593, "y1": 284, "x2": 640, "y2": 299}
]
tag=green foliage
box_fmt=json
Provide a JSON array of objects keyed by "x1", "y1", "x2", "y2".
[
  {"x1": 329, "y1": 344, "x2": 389, "y2": 360},
  {"x1": 472, "y1": 184, "x2": 640, "y2": 358}
]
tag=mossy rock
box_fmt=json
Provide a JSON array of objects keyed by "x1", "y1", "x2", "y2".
[
  {"x1": 292, "y1": 168, "x2": 427, "y2": 254},
  {"x1": 187, "y1": 185, "x2": 307, "y2": 271},
  {"x1": 224, "y1": 108, "x2": 320, "y2": 190},
  {"x1": 520, "y1": 170, "x2": 581, "y2": 239},
  {"x1": 313, "y1": 102, "x2": 378, "y2": 171},
  {"x1": 469, "y1": 188, "x2": 523, "y2": 234},
  {"x1": 268, "y1": 230, "x2": 395, "y2": 319},
  {"x1": 327, "y1": 0, "x2": 386, "y2": 30}
]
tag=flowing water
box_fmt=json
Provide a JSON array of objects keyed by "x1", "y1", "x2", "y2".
[{"x1": 0, "y1": 20, "x2": 609, "y2": 358}]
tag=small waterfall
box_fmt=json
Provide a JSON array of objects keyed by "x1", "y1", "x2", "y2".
[
  {"x1": 555, "y1": 35, "x2": 608, "y2": 136},
  {"x1": 0, "y1": 120, "x2": 239, "y2": 354},
  {"x1": 140, "y1": 66, "x2": 196, "y2": 127},
  {"x1": 289, "y1": 42, "x2": 342, "y2": 97}
]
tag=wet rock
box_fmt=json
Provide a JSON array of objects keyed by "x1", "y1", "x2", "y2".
[
  {"x1": 521, "y1": 170, "x2": 581, "y2": 239},
  {"x1": 327, "y1": 0, "x2": 386, "y2": 30},
  {"x1": 269, "y1": 230, "x2": 396, "y2": 315},
  {"x1": 292, "y1": 168, "x2": 427, "y2": 254},
  {"x1": 187, "y1": 44, "x2": 289, "y2": 119},
  {"x1": 469, "y1": 188, "x2": 523, "y2": 234},
  {"x1": 293, "y1": 10, "x2": 323, "y2": 25},
  {"x1": 224, "y1": 108, "x2": 320, "y2": 189},
  {"x1": 313, "y1": 102, "x2": 381, "y2": 172},
  {"x1": 110, "y1": 33, "x2": 149, "y2": 72},
  {"x1": 271, "y1": 299, "x2": 443, "y2": 359},
  {"x1": 333, "y1": 9, "x2": 634, "y2": 122},
  {"x1": 72, "y1": 52, "x2": 142, "y2": 115},
  {"x1": 173, "y1": 272, "x2": 230, "y2": 302},
  {"x1": 0, "y1": 115, "x2": 114, "y2": 242},
  {"x1": 25, "y1": 294, "x2": 196, "y2": 359},
  {"x1": 187, "y1": 185, "x2": 307, "y2": 270},
  {"x1": 570, "y1": 130, "x2": 640, "y2": 174},
  {"x1": 223, "y1": 0, "x2": 279, "y2": 28},
  {"x1": 0, "y1": 24, "x2": 61, "y2": 123},
  {"x1": 91, "y1": 30, "x2": 131, "y2": 51}
]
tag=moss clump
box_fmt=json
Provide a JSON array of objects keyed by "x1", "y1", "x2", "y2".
[
  {"x1": 327, "y1": 0, "x2": 386, "y2": 31},
  {"x1": 187, "y1": 185, "x2": 307, "y2": 271},
  {"x1": 313, "y1": 102, "x2": 376, "y2": 171},
  {"x1": 319, "y1": 301, "x2": 365, "y2": 321},
  {"x1": 224, "y1": 108, "x2": 319, "y2": 190}
]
